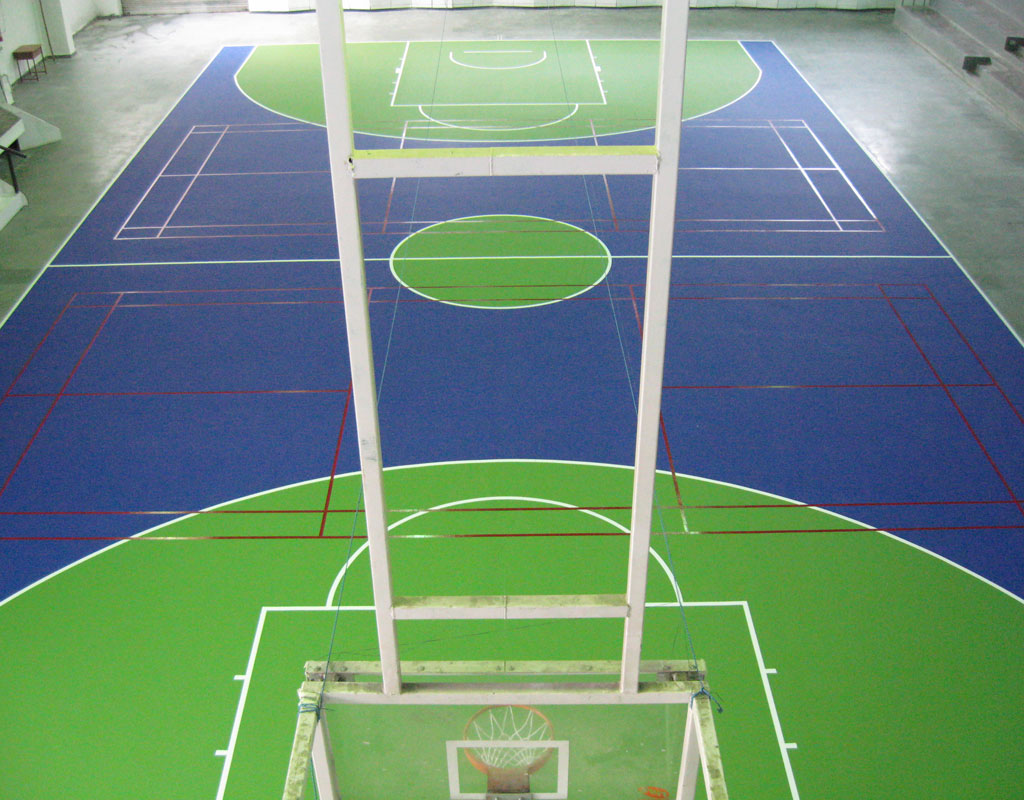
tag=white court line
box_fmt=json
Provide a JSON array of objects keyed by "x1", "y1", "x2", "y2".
[
  {"x1": 389, "y1": 41, "x2": 411, "y2": 108},
  {"x1": 155, "y1": 127, "x2": 229, "y2": 240},
  {"x1": 585, "y1": 40, "x2": 608, "y2": 105},
  {"x1": 219, "y1": 599, "x2": 800, "y2": 800},
  {"x1": 449, "y1": 50, "x2": 548, "y2": 71},
  {"x1": 768, "y1": 120, "x2": 841, "y2": 232},
  {"x1": 406, "y1": 100, "x2": 589, "y2": 108},
  {"x1": 741, "y1": 601, "x2": 801, "y2": 800},
  {"x1": 326, "y1": 495, "x2": 630, "y2": 607},
  {"x1": 392, "y1": 254, "x2": 608, "y2": 261},
  {"x1": 772, "y1": 45, "x2": 1023, "y2": 348},
  {"x1": 114, "y1": 125, "x2": 208, "y2": 241},
  {"x1": 47, "y1": 253, "x2": 953, "y2": 269},
  {"x1": 414, "y1": 103, "x2": 579, "y2": 134},
  {"x1": 801, "y1": 123, "x2": 879, "y2": 223}
]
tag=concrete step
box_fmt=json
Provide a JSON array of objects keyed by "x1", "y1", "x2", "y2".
[
  {"x1": 895, "y1": 5, "x2": 1024, "y2": 128},
  {"x1": 931, "y1": 0, "x2": 1024, "y2": 62},
  {"x1": 982, "y1": 0, "x2": 1024, "y2": 28}
]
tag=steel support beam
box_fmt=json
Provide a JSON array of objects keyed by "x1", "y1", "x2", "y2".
[
  {"x1": 315, "y1": 0, "x2": 401, "y2": 695},
  {"x1": 349, "y1": 145, "x2": 659, "y2": 178},
  {"x1": 620, "y1": 0, "x2": 690, "y2": 694}
]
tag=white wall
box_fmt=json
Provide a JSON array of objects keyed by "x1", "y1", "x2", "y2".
[
  {"x1": 65, "y1": 0, "x2": 120, "y2": 35},
  {"x1": 0, "y1": 0, "x2": 49, "y2": 87},
  {"x1": 342, "y1": 0, "x2": 904, "y2": 8},
  {"x1": 0, "y1": 0, "x2": 120, "y2": 90}
]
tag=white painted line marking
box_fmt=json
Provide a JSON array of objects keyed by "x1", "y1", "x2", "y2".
[
  {"x1": 585, "y1": 40, "x2": 607, "y2": 105},
  {"x1": 449, "y1": 50, "x2": 547, "y2": 71},
  {"x1": 390, "y1": 41, "x2": 410, "y2": 107}
]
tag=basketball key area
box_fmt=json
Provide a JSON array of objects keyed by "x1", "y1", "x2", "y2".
[{"x1": 0, "y1": 34, "x2": 1023, "y2": 800}]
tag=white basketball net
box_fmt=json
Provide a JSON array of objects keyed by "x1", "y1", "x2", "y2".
[{"x1": 468, "y1": 706, "x2": 554, "y2": 769}]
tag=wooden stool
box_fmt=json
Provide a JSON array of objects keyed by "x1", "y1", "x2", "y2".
[{"x1": 13, "y1": 45, "x2": 46, "y2": 82}]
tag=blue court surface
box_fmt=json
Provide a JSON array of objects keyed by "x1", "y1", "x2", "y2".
[{"x1": 1, "y1": 38, "x2": 1023, "y2": 800}]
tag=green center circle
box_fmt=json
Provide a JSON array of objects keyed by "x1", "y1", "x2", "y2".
[{"x1": 389, "y1": 215, "x2": 612, "y2": 309}]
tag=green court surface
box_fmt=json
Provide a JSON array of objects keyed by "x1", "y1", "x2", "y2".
[
  {"x1": 389, "y1": 215, "x2": 612, "y2": 308},
  {"x1": 235, "y1": 40, "x2": 761, "y2": 140},
  {"x1": 1, "y1": 460, "x2": 1021, "y2": 798}
]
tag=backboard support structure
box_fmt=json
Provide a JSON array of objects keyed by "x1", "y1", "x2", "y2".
[
  {"x1": 281, "y1": 1, "x2": 729, "y2": 798},
  {"x1": 284, "y1": 661, "x2": 727, "y2": 800}
]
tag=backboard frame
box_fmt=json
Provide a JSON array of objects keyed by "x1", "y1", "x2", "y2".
[{"x1": 284, "y1": 660, "x2": 727, "y2": 800}]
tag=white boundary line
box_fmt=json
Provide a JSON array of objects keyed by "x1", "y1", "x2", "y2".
[
  {"x1": 799, "y1": 122, "x2": 878, "y2": 222},
  {"x1": 325, "y1": 39, "x2": 763, "y2": 144},
  {"x1": 387, "y1": 214, "x2": 612, "y2": 310},
  {"x1": 48, "y1": 253, "x2": 959, "y2": 269},
  {"x1": 114, "y1": 124, "x2": 206, "y2": 241},
  {"x1": 0, "y1": 50, "x2": 223, "y2": 331},
  {"x1": 415, "y1": 103, "x2": 580, "y2": 133},
  {"x1": 448, "y1": 49, "x2": 548, "y2": 71},
  {"x1": 155, "y1": 127, "x2": 229, "y2": 240},
  {"x1": 772, "y1": 44, "x2": 1024, "y2": 350},
  {"x1": 585, "y1": 40, "x2": 608, "y2": 106},
  {"x1": 326, "y1": 494, "x2": 631, "y2": 606},
  {"x1": 767, "y1": 120, "x2": 841, "y2": 230},
  {"x1": 389, "y1": 41, "x2": 411, "y2": 107},
  {"x1": 3, "y1": 458, "x2": 1020, "y2": 610},
  {"x1": 219, "y1": 597, "x2": 800, "y2": 800}
]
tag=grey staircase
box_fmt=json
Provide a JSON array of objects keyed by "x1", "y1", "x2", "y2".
[{"x1": 895, "y1": 0, "x2": 1024, "y2": 128}]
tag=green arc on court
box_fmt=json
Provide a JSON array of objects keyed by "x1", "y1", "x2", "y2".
[
  {"x1": 2, "y1": 459, "x2": 1021, "y2": 799},
  {"x1": 235, "y1": 40, "x2": 762, "y2": 142},
  {"x1": 389, "y1": 215, "x2": 611, "y2": 309}
]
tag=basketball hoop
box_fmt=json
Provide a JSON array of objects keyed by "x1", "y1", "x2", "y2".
[{"x1": 463, "y1": 705, "x2": 556, "y2": 797}]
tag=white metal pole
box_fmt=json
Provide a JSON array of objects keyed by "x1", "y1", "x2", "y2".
[
  {"x1": 621, "y1": 0, "x2": 690, "y2": 694},
  {"x1": 676, "y1": 705, "x2": 702, "y2": 800},
  {"x1": 311, "y1": 716, "x2": 341, "y2": 800},
  {"x1": 315, "y1": 0, "x2": 401, "y2": 695}
]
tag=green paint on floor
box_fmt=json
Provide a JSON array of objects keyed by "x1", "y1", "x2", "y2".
[
  {"x1": 235, "y1": 40, "x2": 761, "y2": 141},
  {"x1": 2, "y1": 461, "x2": 1021, "y2": 799},
  {"x1": 389, "y1": 215, "x2": 611, "y2": 309}
]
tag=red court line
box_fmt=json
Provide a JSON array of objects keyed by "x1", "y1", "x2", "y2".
[
  {"x1": 75, "y1": 286, "x2": 341, "y2": 296},
  {"x1": 922, "y1": 286, "x2": 1024, "y2": 429},
  {"x1": 382, "y1": 177, "x2": 397, "y2": 233},
  {"x1": 1, "y1": 294, "x2": 78, "y2": 405},
  {"x1": 319, "y1": 383, "x2": 353, "y2": 537},
  {"x1": 602, "y1": 174, "x2": 620, "y2": 232},
  {"x1": 1, "y1": 498, "x2": 1016, "y2": 517},
  {"x1": 0, "y1": 294, "x2": 123, "y2": 500},
  {"x1": 156, "y1": 220, "x2": 335, "y2": 230},
  {"x1": 629, "y1": 284, "x2": 643, "y2": 335},
  {"x1": 4, "y1": 523, "x2": 1022, "y2": 542},
  {"x1": 659, "y1": 414, "x2": 685, "y2": 512},
  {"x1": 69, "y1": 293, "x2": 926, "y2": 309},
  {"x1": 882, "y1": 286, "x2": 1024, "y2": 519},
  {"x1": 97, "y1": 300, "x2": 344, "y2": 309},
  {"x1": 663, "y1": 383, "x2": 994, "y2": 390},
  {"x1": 7, "y1": 389, "x2": 349, "y2": 398}
]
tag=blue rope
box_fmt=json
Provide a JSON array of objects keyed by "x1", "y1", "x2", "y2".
[{"x1": 655, "y1": 500, "x2": 724, "y2": 714}]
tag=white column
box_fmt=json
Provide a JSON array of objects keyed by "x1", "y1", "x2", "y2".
[
  {"x1": 315, "y1": 0, "x2": 401, "y2": 695},
  {"x1": 621, "y1": 0, "x2": 690, "y2": 694}
]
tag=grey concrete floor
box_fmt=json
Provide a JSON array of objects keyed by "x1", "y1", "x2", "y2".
[{"x1": 1, "y1": 7, "x2": 1021, "y2": 338}]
